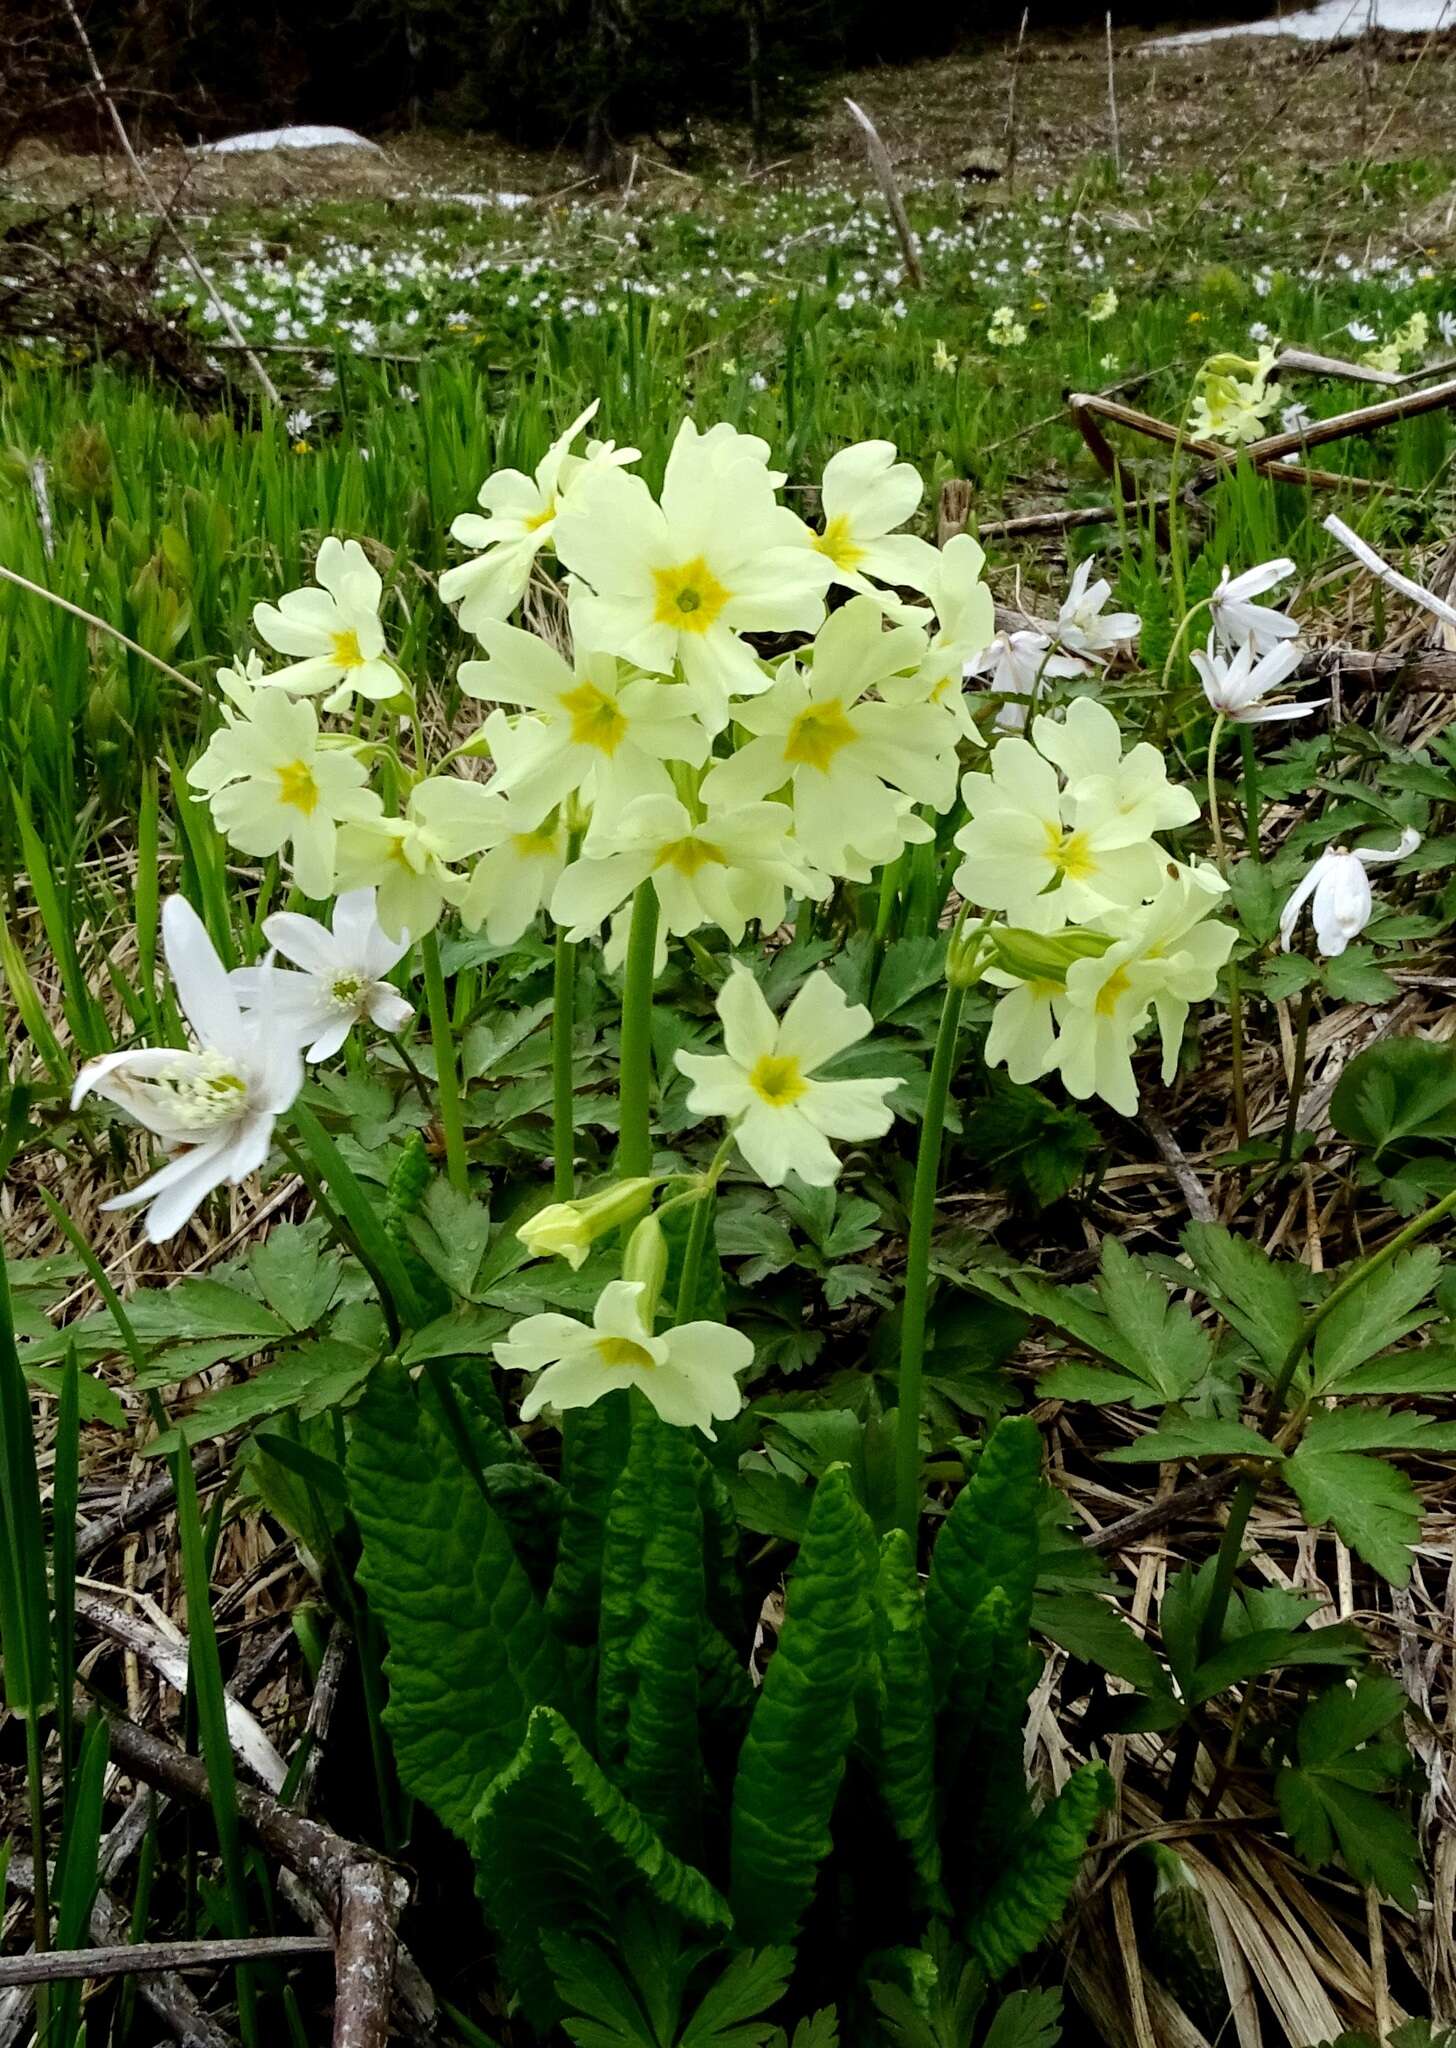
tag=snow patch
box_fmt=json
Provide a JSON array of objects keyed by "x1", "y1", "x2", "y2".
[
  {"x1": 195, "y1": 125, "x2": 383, "y2": 156},
  {"x1": 1151, "y1": 0, "x2": 1453, "y2": 46}
]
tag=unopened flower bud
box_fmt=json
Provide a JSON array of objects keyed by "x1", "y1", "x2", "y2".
[
  {"x1": 988, "y1": 925, "x2": 1114, "y2": 987},
  {"x1": 621, "y1": 1213, "x2": 669, "y2": 1325},
  {"x1": 517, "y1": 1176, "x2": 655, "y2": 1271}
]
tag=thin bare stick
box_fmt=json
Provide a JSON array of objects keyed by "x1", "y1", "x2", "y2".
[
  {"x1": 56, "y1": 0, "x2": 280, "y2": 407},
  {"x1": 1004, "y1": 8, "x2": 1030, "y2": 196},
  {"x1": 0, "y1": 562, "x2": 203, "y2": 698},
  {"x1": 29, "y1": 460, "x2": 54, "y2": 560},
  {"x1": 1274, "y1": 345, "x2": 1402, "y2": 387},
  {"x1": 844, "y1": 100, "x2": 922, "y2": 288},
  {"x1": 332, "y1": 1863, "x2": 400, "y2": 2048},
  {"x1": 0, "y1": 1936, "x2": 333, "y2": 1989},
  {"x1": 1105, "y1": 14, "x2": 1121, "y2": 178}
]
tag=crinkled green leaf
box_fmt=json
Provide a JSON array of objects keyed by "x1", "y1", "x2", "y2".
[
  {"x1": 869, "y1": 1529, "x2": 943, "y2": 1902},
  {"x1": 730, "y1": 1465, "x2": 876, "y2": 1946},
  {"x1": 595, "y1": 1399, "x2": 706, "y2": 1857},
  {"x1": 474, "y1": 1706, "x2": 732, "y2": 2030},
  {"x1": 967, "y1": 1763, "x2": 1113, "y2": 1979},
  {"x1": 348, "y1": 1358, "x2": 565, "y2": 1838},
  {"x1": 925, "y1": 1415, "x2": 1041, "y2": 1715},
  {"x1": 550, "y1": 1392, "x2": 633, "y2": 1644},
  {"x1": 245, "y1": 1223, "x2": 341, "y2": 1331}
]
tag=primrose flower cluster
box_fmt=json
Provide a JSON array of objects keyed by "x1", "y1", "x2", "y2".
[{"x1": 73, "y1": 407, "x2": 1253, "y2": 1439}]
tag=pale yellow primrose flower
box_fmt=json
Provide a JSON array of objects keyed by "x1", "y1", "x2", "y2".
[
  {"x1": 880, "y1": 533, "x2": 996, "y2": 743},
  {"x1": 700, "y1": 596, "x2": 958, "y2": 877},
  {"x1": 458, "y1": 623, "x2": 707, "y2": 836},
  {"x1": 494, "y1": 1277, "x2": 751, "y2": 1438},
  {"x1": 550, "y1": 792, "x2": 823, "y2": 947},
  {"x1": 229, "y1": 889, "x2": 413, "y2": 1063},
  {"x1": 334, "y1": 774, "x2": 502, "y2": 938},
  {"x1": 1031, "y1": 698, "x2": 1200, "y2": 840},
  {"x1": 953, "y1": 728, "x2": 1168, "y2": 926},
  {"x1": 71, "y1": 897, "x2": 304, "y2": 1244},
  {"x1": 1188, "y1": 348, "x2": 1279, "y2": 448},
  {"x1": 675, "y1": 965, "x2": 900, "y2": 1189},
  {"x1": 252, "y1": 536, "x2": 401, "y2": 711},
  {"x1": 552, "y1": 417, "x2": 831, "y2": 734},
  {"x1": 803, "y1": 439, "x2": 943, "y2": 606},
  {"x1": 1088, "y1": 288, "x2": 1118, "y2": 323},
  {"x1": 1051, "y1": 864, "x2": 1234, "y2": 1116},
  {"x1": 987, "y1": 306, "x2": 1027, "y2": 348},
  {"x1": 439, "y1": 400, "x2": 639, "y2": 635},
  {"x1": 187, "y1": 665, "x2": 382, "y2": 900}
]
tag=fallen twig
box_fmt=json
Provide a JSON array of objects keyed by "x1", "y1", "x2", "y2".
[{"x1": 0, "y1": 1935, "x2": 333, "y2": 1988}]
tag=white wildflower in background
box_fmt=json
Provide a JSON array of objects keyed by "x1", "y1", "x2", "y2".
[
  {"x1": 1191, "y1": 637, "x2": 1320, "y2": 723},
  {"x1": 71, "y1": 898, "x2": 303, "y2": 1242},
  {"x1": 1346, "y1": 320, "x2": 1377, "y2": 344},
  {"x1": 1055, "y1": 557, "x2": 1140, "y2": 660},
  {"x1": 230, "y1": 889, "x2": 413, "y2": 1061},
  {"x1": 1439, "y1": 311, "x2": 1456, "y2": 349},
  {"x1": 1208, "y1": 558, "x2": 1299, "y2": 653},
  {"x1": 963, "y1": 628, "x2": 1088, "y2": 734},
  {"x1": 1280, "y1": 828, "x2": 1421, "y2": 956},
  {"x1": 495, "y1": 1278, "x2": 751, "y2": 1437},
  {"x1": 675, "y1": 966, "x2": 901, "y2": 1188},
  {"x1": 285, "y1": 407, "x2": 313, "y2": 439},
  {"x1": 252, "y1": 537, "x2": 401, "y2": 710}
]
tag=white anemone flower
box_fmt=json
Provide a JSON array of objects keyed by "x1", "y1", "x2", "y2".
[
  {"x1": 1208, "y1": 558, "x2": 1299, "y2": 654},
  {"x1": 550, "y1": 793, "x2": 823, "y2": 947},
  {"x1": 965, "y1": 629, "x2": 1087, "y2": 732},
  {"x1": 494, "y1": 1278, "x2": 751, "y2": 1438},
  {"x1": 1279, "y1": 828, "x2": 1421, "y2": 957},
  {"x1": 458, "y1": 624, "x2": 707, "y2": 835},
  {"x1": 553, "y1": 417, "x2": 831, "y2": 732},
  {"x1": 71, "y1": 897, "x2": 303, "y2": 1243},
  {"x1": 187, "y1": 666, "x2": 382, "y2": 899},
  {"x1": 803, "y1": 439, "x2": 943, "y2": 604},
  {"x1": 699, "y1": 596, "x2": 957, "y2": 876},
  {"x1": 252, "y1": 537, "x2": 401, "y2": 710},
  {"x1": 1190, "y1": 636, "x2": 1320, "y2": 723},
  {"x1": 675, "y1": 966, "x2": 900, "y2": 1188},
  {"x1": 230, "y1": 889, "x2": 413, "y2": 1061},
  {"x1": 1055, "y1": 557, "x2": 1140, "y2": 660},
  {"x1": 439, "y1": 400, "x2": 639, "y2": 634}
]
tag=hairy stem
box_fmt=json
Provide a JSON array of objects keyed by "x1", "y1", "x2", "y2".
[
  {"x1": 1280, "y1": 984, "x2": 1314, "y2": 1166},
  {"x1": 551, "y1": 921, "x2": 579, "y2": 1200},
  {"x1": 421, "y1": 930, "x2": 468, "y2": 1194}
]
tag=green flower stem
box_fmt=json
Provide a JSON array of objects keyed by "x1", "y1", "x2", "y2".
[
  {"x1": 1279, "y1": 984, "x2": 1314, "y2": 1166},
  {"x1": 1151, "y1": 592, "x2": 1212, "y2": 751},
  {"x1": 1205, "y1": 710, "x2": 1227, "y2": 863},
  {"x1": 421, "y1": 929, "x2": 468, "y2": 1194},
  {"x1": 894, "y1": 972, "x2": 969, "y2": 1540},
  {"x1": 1239, "y1": 723, "x2": 1261, "y2": 859},
  {"x1": 24, "y1": 1711, "x2": 50, "y2": 2038},
  {"x1": 618, "y1": 885, "x2": 661, "y2": 1181},
  {"x1": 1227, "y1": 959, "x2": 1249, "y2": 1151},
  {"x1": 669, "y1": 1132, "x2": 737, "y2": 1325},
  {"x1": 552, "y1": 921, "x2": 579, "y2": 1200}
]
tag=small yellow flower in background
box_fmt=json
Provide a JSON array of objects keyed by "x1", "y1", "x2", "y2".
[
  {"x1": 675, "y1": 966, "x2": 901, "y2": 1188},
  {"x1": 1030, "y1": 299, "x2": 1047, "y2": 313},
  {"x1": 1186, "y1": 310, "x2": 1205, "y2": 325},
  {"x1": 1088, "y1": 288, "x2": 1118, "y2": 323},
  {"x1": 1099, "y1": 353, "x2": 1119, "y2": 373},
  {"x1": 1361, "y1": 342, "x2": 1403, "y2": 375},
  {"x1": 987, "y1": 306, "x2": 1027, "y2": 349},
  {"x1": 291, "y1": 439, "x2": 311, "y2": 454},
  {"x1": 932, "y1": 339, "x2": 957, "y2": 375}
]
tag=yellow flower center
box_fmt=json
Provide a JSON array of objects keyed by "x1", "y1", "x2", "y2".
[
  {"x1": 276, "y1": 758, "x2": 321, "y2": 815},
  {"x1": 748, "y1": 1052, "x2": 808, "y2": 1107},
  {"x1": 330, "y1": 628, "x2": 365, "y2": 670},
  {"x1": 330, "y1": 972, "x2": 365, "y2": 1009},
  {"x1": 523, "y1": 496, "x2": 556, "y2": 533},
  {"x1": 812, "y1": 514, "x2": 866, "y2": 572},
  {"x1": 928, "y1": 668, "x2": 955, "y2": 704},
  {"x1": 560, "y1": 680, "x2": 628, "y2": 756},
  {"x1": 596, "y1": 1336, "x2": 655, "y2": 1371},
  {"x1": 1095, "y1": 968, "x2": 1133, "y2": 1017},
  {"x1": 783, "y1": 699, "x2": 857, "y2": 773},
  {"x1": 655, "y1": 836, "x2": 724, "y2": 876},
  {"x1": 513, "y1": 825, "x2": 561, "y2": 858},
  {"x1": 651, "y1": 556, "x2": 731, "y2": 634},
  {"x1": 1042, "y1": 821, "x2": 1096, "y2": 882}
]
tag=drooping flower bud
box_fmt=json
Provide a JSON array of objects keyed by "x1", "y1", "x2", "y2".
[{"x1": 516, "y1": 1177, "x2": 655, "y2": 1271}]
